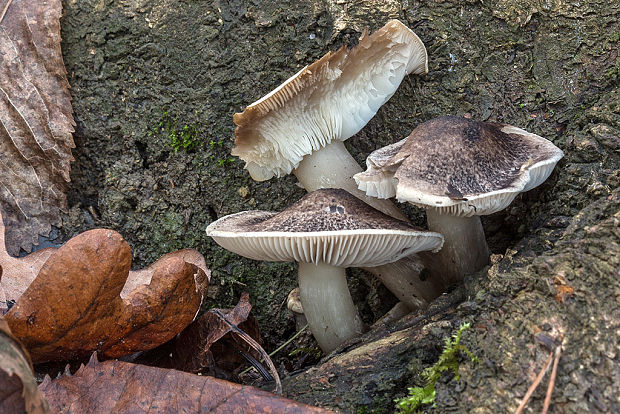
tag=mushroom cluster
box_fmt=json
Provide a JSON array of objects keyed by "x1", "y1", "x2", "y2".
[
  {"x1": 207, "y1": 20, "x2": 564, "y2": 352},
  {"x1": 207, "y1": 189, "x2": 443, "y2": 352},
  {"x1": 230, "y1": 19, "x2": 443, "y2": 311}
]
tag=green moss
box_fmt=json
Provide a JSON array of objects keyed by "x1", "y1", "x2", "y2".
[
  {"x1": 217, "y1": 157, "x2": 236, "y2": 167},
  {"x1": 208, "y1": 139, "x2": 225, "y2": 149},
  {"x1": 289, "y1": 347, "x2": 322, "y2": 359},
  {"x1": 147, "y1": 209, "x2": 190, "y2": 253},
  {"x1": 604, "y1": 57, "x2": 620, "y2": 84},
  {"x1": 395, "y1": 323, "x2": 478, "y2": 414},
  {"x1": 151, "y1": 110, "x2": 202, "y2": 152}
]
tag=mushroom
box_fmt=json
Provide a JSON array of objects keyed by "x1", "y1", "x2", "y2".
[
  {"x1": 287, "y1": 287, "x2": 307, "y2": 331},
  {"x1": 355, "y1": 116, "x2": 564, "y2": 284},
  {"x1": 232, "y1": 20, "x2": 427, "y2": 214},
  {"x1": 206, "y1": 189, "x2": 443, "y2": 352},
  {"x1": 231, "y1": 19, "x2": 440, "y2": 309}
]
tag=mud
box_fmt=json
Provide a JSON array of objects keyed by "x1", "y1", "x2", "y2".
[{"x1": 58, "y1": 0, "x2": 618, "y2": 412}]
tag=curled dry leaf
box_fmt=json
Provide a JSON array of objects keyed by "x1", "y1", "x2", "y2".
[
  {"x1": 0, "y1": 313, "x2": 49, "y2": 413},
  {"x1": 39, "y1": 354, "x2": 332, "y2": 414},
  {"x1": 169, "y1": 292, "x2": 256, "y2": 373},
  {"x1": 2, "y1": 227, "x2": 208, "y2": 363},
  {"x1": 159, "y1": 293, "x2": 271, "y2": 381},
  {"x1": 0, "y1": 212, "x2": 55, "y2": 313},
  {"x1": 0, "y1": 0, "x2": 75, "y2": 255},
  {"x1": 205, "y1": 304, "x2": 263, "y2": 376}
]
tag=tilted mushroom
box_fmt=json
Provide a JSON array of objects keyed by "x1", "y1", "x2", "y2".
[
  {"x1": 206, "y1": 189, "x2": 443, "y2": 353},
  {"x1": 231, "y1": 19, "x2": 441, "y2": 309},
  {"x1": 355, "y1": 116, "x2": 564, "y2": 284},
  {"x1": 232, "y1": 19, "x2": 427, "y2": 212}
]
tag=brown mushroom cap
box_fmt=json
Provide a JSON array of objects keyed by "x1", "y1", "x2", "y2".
[
  {"x1": 206, "y1": 189, "x2": 442, "y2": 268},
  {"x1": 355, "y1": 116, "x2": 564, "y2": 216},
  {"x1": 231, "y1": 20, "x2": 428, "y2": 181}
]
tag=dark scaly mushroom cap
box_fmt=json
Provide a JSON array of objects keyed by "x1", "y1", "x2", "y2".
[
  {"x1": 206, "y1": 189, "x2": 443, "y2": 267},
  {"x1": 231, "y1": 20, "x2": 428, "y2": 181},
  {"x1": 355, "y1": 116, "x2": 564, "y2": 216}
]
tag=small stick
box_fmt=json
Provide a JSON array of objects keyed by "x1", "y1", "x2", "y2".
[
  {"x1": 240, "y1": 324, "x2": 309, "y2": 376},
  {"x1": 542, "y1": 343, "x2": 563, "y2": 414},
  {"x1": 232, "y1": 326, "x2": 282, "y2": 395},
  {"x1": 0, "y1": 0, "x2": 13, "y2": 25},
  {"x1": 237, "y1": 349, "x2": 273, "y2": 382},
  {"x1": 515, "y1": 350, "x2": 554, "y2": 414},
  {"x1": 213, "y1": 309, "x2": 282, "y2": 394},
  {"x1": 269, "y1": 324, "x2": 309, "y2": 360}
]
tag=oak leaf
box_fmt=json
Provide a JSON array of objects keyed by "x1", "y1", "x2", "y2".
[
  {"x1": 39, "y1": 354, "x2": 333, "y2": 414},
  {"x1": 0, "y1": 0, "x2": 75, "y2": 255},
  {"x1": 1, "y1": 224, "x2": 208, "y2": 363}
]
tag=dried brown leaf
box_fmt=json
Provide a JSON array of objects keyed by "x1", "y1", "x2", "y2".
[
  {"x1": 165, "y1": 293, "x2": 260, "y2": 374},
  {"x1": 3, "y1": 228, "x2": 207, "y2": 363},
  {"x1": 207, "y1": 313, "x2": 262, "y2": 375},
  {"x1": 0, "y1": 0, "x2": 75, "y2": 255},
  {"x1": 0, "y1": 211, "x2": 56, "y2": 313},
  {"x1": 552, "y1": 275, "x2": 575, "y2": 303},
  {"x1": 39, "y1": 354, "x2": 333, "y2": 414},
  {"x1": 0, "y1": 313, "x2": 49, "y2": 413}
]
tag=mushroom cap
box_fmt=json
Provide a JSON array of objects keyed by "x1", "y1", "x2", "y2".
[
  {"x1": 287, "y1": 287, "x2": 304, "y2": 314},
  {"x1": 206, "y1": 189, "x2": 443, "y2": 268},
  {"x1": 355, "y1": 116, "x2": 564, "y2": 217},
  {"x1": 231, "y1": 20, "x2": 428, "y2": 181}
]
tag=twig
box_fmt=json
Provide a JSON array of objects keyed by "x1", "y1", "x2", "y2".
[
  {"x1": 542, "y1": 342, "x2": 563, "y2": 414},
  {"x1": 240, "y1": 324, "x2": 308, "y2": 376},
  {"x1": 237, "y1": 349, "x2": 273, "y2": 382},
  {"x1": 0, "y1": 0, "x2": 13, "y2": 25},
  {"x1": 213, "y1": 309, "x2": 282, "y2": 394},
  {"x1": 515, "y1": 350, "x2": 554, "y2": 414},
  {"x1": 270, "y1": 324, "x2": 309, "y2": 359}
]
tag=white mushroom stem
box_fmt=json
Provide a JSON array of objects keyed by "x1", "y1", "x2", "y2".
[
  {"x1": 294, "y1": 141, "x2": 441, "y2": 310},
  {"x1": 425, "y1": 210, "x2": 490, "y2": 285},
  {"x1": 294, "y1": 141, "x2": 407, "y2": 221},
  {"x1": 297, "y1": 262, "x2": 365, "y2": 353},
  {"x1": 364, "y1": 254, "x2": 444, "y2": 307},
  {"x1": 371, "y1": 301, "x2": 412, "y2": 328}
]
